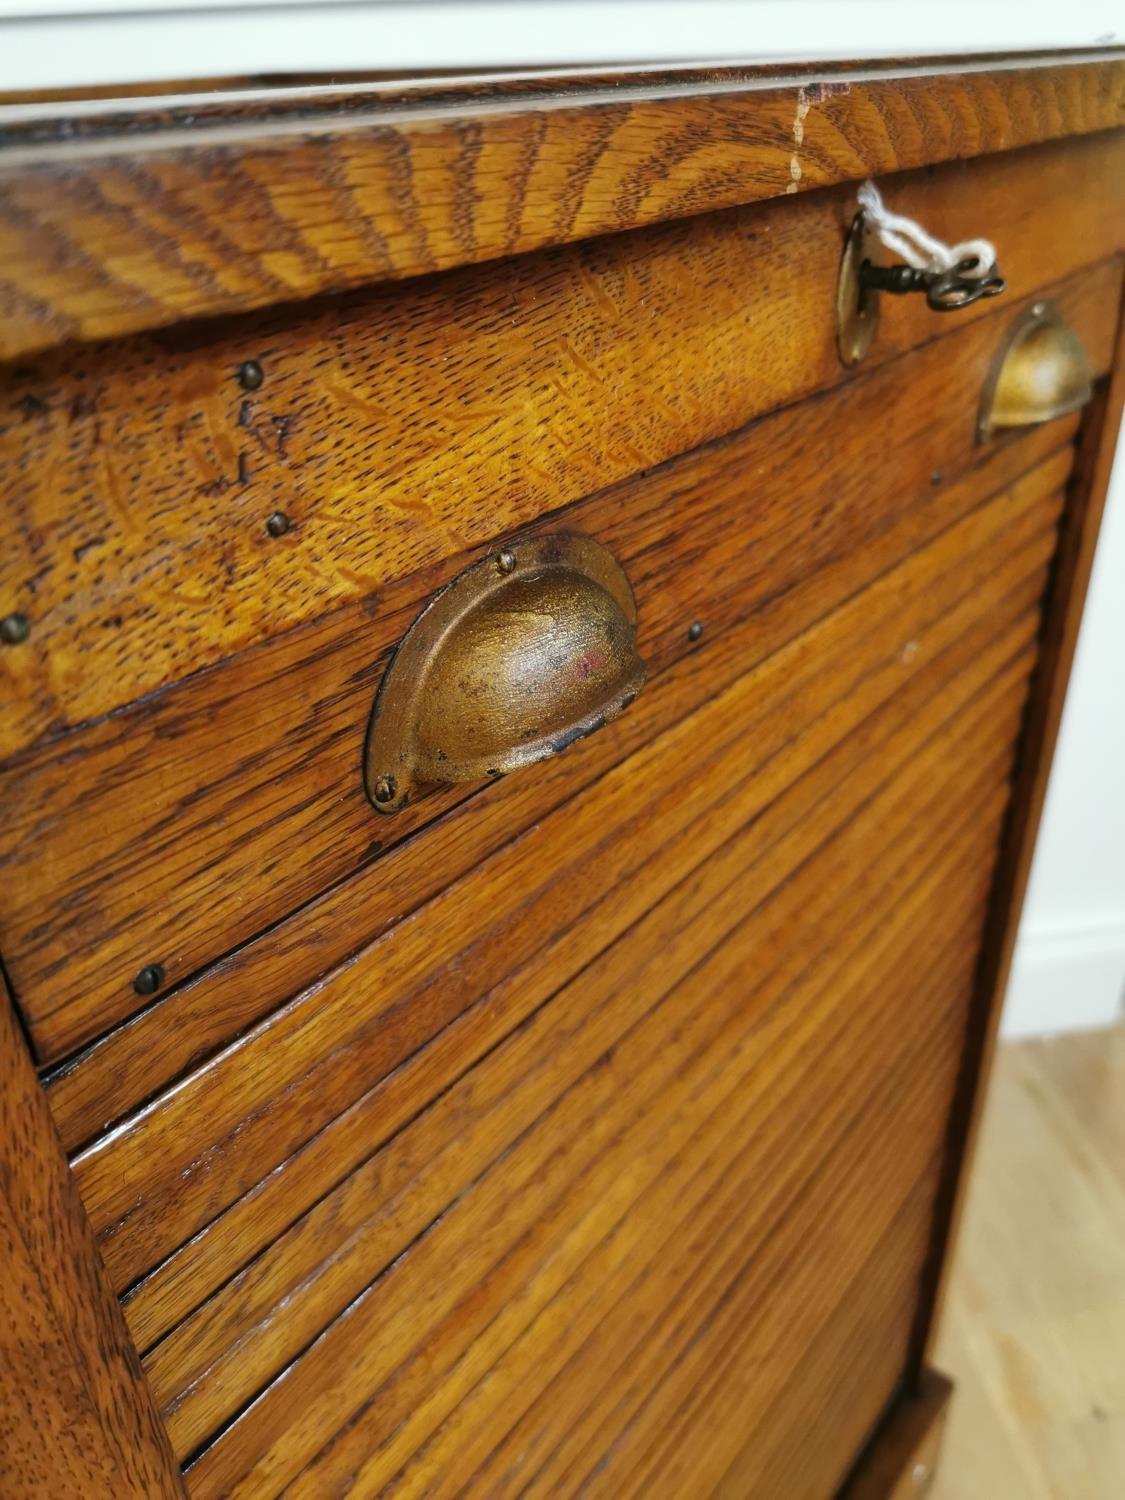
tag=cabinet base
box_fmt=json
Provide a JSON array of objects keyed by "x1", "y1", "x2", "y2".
[{"x1": 839, "y1": 1370, "x2": 954, "y2": 1498}]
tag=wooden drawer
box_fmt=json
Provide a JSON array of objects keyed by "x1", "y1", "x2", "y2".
[{"x1": 0, "y1": 52, "x2": 1123, "y2": 1500}]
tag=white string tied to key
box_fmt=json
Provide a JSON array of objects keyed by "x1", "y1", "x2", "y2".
[{"x1": 856, "y1": 180, "x2": 997, "y2": 278}]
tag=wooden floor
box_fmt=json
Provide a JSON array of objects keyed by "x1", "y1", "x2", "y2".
[{"x1": 930, "y1": 1023, "x2": 1125, "y2": 1499}]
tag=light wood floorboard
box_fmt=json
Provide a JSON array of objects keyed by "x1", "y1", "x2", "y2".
[{"x1": 931, "y1": 1023, "x2": 1125, "y2": 1499}]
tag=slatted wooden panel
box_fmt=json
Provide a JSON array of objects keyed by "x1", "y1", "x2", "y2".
[
  {"x1": 151, "y1": 684, "x2": 1022, "y2": 1461},
  {"x1": 73, "y1": 445, "x2": 1066, "y2": 1301},
  {"x1": 37, "y1": 362, "x2": 1099, "y2": 1141},
  {"x1": 191, "y1": 762, "x2": 1004, "y2": 1498},
  {"x1": 0, "y1": 983, "x2": 184, "y2": 1499},
  {"x1": 0, "y1": 58, "x2": 1121, "y2": 1500},
  {"x1": 178, "y1": 666, "x2": 1022, "y2": 1495},
  {"x1": 43, "y1": 429, "x2": 1064, "y2": 1489}
]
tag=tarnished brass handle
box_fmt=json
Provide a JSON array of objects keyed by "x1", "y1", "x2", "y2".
[
  {"x1": 978, "y1": 300, "x2": 1094, "y2": 440},
  {"x1": 364, "y1": 533, "x2": 646, "y2": 814}
]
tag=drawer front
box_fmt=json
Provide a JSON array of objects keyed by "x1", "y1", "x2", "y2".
[{"x1": 2, "y1": 128, "x2": 1117, "y2": 752}]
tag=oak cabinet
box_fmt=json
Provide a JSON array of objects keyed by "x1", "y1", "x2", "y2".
[{"x1": 0, "y1": 52, "x2": 1122, "y2": 1500}]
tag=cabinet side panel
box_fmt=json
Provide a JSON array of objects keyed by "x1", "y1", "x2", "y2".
[{"x1": 0, "y1": 981, "x2": 184, "y2": 1498}]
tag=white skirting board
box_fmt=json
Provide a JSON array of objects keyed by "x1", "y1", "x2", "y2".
[{"x1": 1002, "y1": 922, "x2": 1125, "y2": 1039}]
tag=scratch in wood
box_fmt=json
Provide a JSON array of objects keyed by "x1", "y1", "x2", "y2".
[
  {"x1": 321, "y1": 368, "x2": 393, "y2": 424},
  {"x1": 97, "y1": 444, "x2": 138, "y2": 536},
  {"x1": 576, "y1": 262, "x2": 620, "y2": 320},
  {"x1": 788, "y1": 80, "x2": 849, "y2": 192},
  {"x1": 273, "y1": 414, "x2": 293, "y2": 460},
  {"x1": 788, "y1": 91, "x2": 812, "y2": 195}
]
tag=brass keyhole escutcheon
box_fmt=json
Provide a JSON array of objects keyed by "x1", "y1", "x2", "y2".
[
  {"x1": 364, "y1": 533, "x2": 646, "y2": 813},
  {"x1": 836, "y1": 211, "x2": 883, "y2": 367},
  {"x1": 837, "y1": 210, "x2": 1005, "y2": 368}
]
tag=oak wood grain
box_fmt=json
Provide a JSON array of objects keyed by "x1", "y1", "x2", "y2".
[
  {"x1": 1, "y1": 134, "x2": 1121, "y2": 770},
  {"x1": 480, "y1": 1149, "x2": 937, "y2": 1500},
  {"x1": 41, "y1": 411, "x2": 1078, "y2": 1148},
  {"x1": 603, "y1": 1150, "x2": 942, "y2": 1500},
  {"x1": 910, "y1": 274, "x2": 1125, "y2": 1380},
  {"x1": 277, "y1": 731, "x2": 1016, "y2": 1500},
  {"x1": 10, "y1": 254, "x2": 1116, "y2": 1071},
  {"x1": 186, "y1": 778, "x2": 1002, "y2": 1496},
  {"x1": 143, "y1": 642, "x2": 1032, "y2": 1458},
  {"x1": 0, "y1": 56, "x2": 1122, "y2": 362},
  {"x1": 479, "y1": 705, "x2": 1007, "y2": 1500},
  {"x1": 0, "y1": 983, "x2": 183, "y2": 1498},
  {"x1": 71, "y1": 457, "x2": 1066, "y2": 1308},
  {"x1": 0, "y1": 61, "x2": 1121, "y2": 1500},
  {"x1": 123, "y1": 583, "x2": 1046, "y2": 1368},
  {"x1": 710, "y1": 1186, "x2": 940, "y2": 1500}
]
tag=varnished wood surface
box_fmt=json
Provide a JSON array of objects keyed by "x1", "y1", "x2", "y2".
[
  {"x1": 0, "y1": 64, "x2": 1120, "y2": 1500},
  {"x1": 931, "y1": 1028, "x2": 1125, "y2": 1500},
  {"x1": 0, "y1": 55, "x2": 1122, "y2": 360},
  {"x1": 31, "y1": 425, "x2": 1103, "y2": 1130},
  {"x1": 144, "y1": 652, "x2": 1030, "y2": 1463},
  {"x1": 909, "y1": 286, "x2": 1125, "y2": 1380},
  {"x1": 40, "y1": 415, "x2": 1078, "y2": 1147},
  {"x1": 710, "y1": 1188, "x2": 939, "y2": 1500},
  {"x1": 71, "y1": 449, "x2": 1066, "y2": 1313},
  {"x1": 465, "y1": 801, "x2": 998, "y2": 1500},
  {"x1": 7, "y1": 248, "x2": 1119, "y2": 1071},
  {"x1": 35, "y1": 444, "x2": 1056, "y2": 1485},
  {"x1": 181, "y1": 746, "x2": 1009, "y2": 1494},
  {"x1": 125, "y1": 610, "x2": 1040, "y2": 1390},
  {"x1": 1, "y1": 132, "x2": 1121, "y2": 771},
  {"x1": 0, "y1": 983, "x2": 184, "y2": 1499},
  {"x1": 0, "y1": 54, "x2": 1114, "y2": 140}
]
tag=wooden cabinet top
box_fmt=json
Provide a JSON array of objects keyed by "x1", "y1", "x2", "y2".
[{"x1": 0, "y1": 52, "x2": 1122, "y2": 359}]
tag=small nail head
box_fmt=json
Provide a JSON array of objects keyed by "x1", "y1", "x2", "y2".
[
  {"x1": 133, "y1": 963, "x2": 165, "y2": 997},
  {"x1": 1031, "y1": 302, "x2": 1046, "y2": 318},
  {"x1": 266, "y1": 511, "x2": 291, "y2": 538},
  {"x1": 238, "y1": 359, "x2": 264, "y2": 391},
  {"x1": 688, "y1": 621, "x2": 704, "y2": 642},
  {"x1": 0, "y1": 612, "x2": 30, "y2": 645},
  {"x1": 496, "y1": 548, "x2": 517, "y2": 575},
  {"x1": 930, "y1": 469, "x2": 943, "y2": 487},
  {"x1": 373, "y1": 774, "x2": 397, "y2": 805}
]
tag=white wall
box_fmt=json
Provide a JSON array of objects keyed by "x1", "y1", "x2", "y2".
[
  {"x1": 2, "y1": 1, "x2": 1121, "y2": 1036},
  {"x1": 0, "y1": 1, "x2": 1120, "y2": 93}
]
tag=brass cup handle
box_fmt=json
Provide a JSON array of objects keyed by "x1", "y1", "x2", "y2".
[
  {"x1": 978, "y1": 300, "x2": 1094, "y2": 441},
  {"x1": 364, "y1": 532, "x2": 646, "y2": 814}
]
